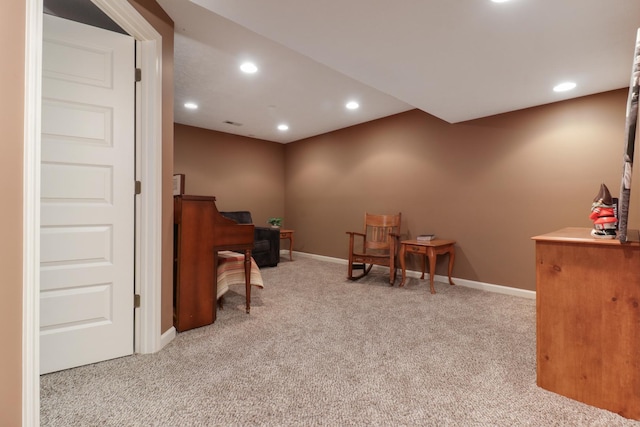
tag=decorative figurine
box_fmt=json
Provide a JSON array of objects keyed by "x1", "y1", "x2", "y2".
[{"x1": 589, "y1": 183, "x2": 618, "y2": 239}]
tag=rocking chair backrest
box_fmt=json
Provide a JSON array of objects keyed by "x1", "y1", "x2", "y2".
[{"x1": 363, "y1": 213, "x2": 401, "y2": 252}]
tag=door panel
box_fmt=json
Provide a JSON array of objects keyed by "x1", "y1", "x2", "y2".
[{"x1": 40, "y1": 14, "x2": 135, "y2": 374}]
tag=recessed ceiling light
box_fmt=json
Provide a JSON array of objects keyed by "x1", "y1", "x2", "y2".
[
  {"x1": 346, "y1": 101, "x2": 359, "y2": 110},
  {"x1": 184, "y1": 102, "x2": 198, "y2": 109},
  {"x1": 491, "y1": 0, "x2": 511, "y2": 3},
  {"x1": 553, "y1": 82, "x2": 577, "y2": 92},
  {"x1": 277, "y1": 124, "x2": 289, "y2": 131},
  {"x1": 240, "y1": 62, "x2": 258, "y2": 74}
]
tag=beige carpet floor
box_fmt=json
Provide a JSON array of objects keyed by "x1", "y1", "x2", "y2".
[{"x1": 40, "y1": 256, "x2": 640, "y2": 426}]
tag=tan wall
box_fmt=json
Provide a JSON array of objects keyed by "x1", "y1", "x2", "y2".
[
  {"x1": 127, "y1": 0, "x2": 175, "y2": 333},
  {"x1": 174, "y1": 124, "x2": 286, "y2": 225},
  {"x1": 284, "y1": 89, "x2": 639, "y2": 291},
  {"x1": 0, "y1": 1, "x2": 25, "y2": 424}
]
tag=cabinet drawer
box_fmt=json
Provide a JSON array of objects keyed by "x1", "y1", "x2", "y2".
[{"x1": 406, "y1": 245, "x2": 428, "y2": 254}]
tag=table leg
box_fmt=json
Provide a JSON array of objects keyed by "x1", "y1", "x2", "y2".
[
  {"x1": 289, "y1": 234, "x2": 294, "y2": 261},
  {"x1": 420, "y1": 254, "x2": 426, "y2": 280},
  {"x1": 427, "y1": 247, "x2": 436, "y2": 294},
  {"x1": 399, "y1": 244, "x2": 407, "y2": 287},
  {"x1": 447, "y1": 245, "x2": 456, "y2": 287},
  {"x1": 244, "y1": 249, "x2": 251, "y2": 314}
]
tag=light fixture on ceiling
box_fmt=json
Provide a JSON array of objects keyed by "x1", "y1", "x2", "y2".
[
  {"x1": 184, "y1": 102, "x2": 198, "y2": 109},
  {"x1": 277, "y1": 124, "x2": 289, "y2": 131},
  {"x1": 346, "y1": 101, "x2": 359, "y2": 110},
  {"x1": 240, "y1": 62, "x2": 258, "y2": 74},
  {"x1": 553, "y1": 82, "x2": 577, "y2": 92},
  {"x1": 491, "y1": 0, "x2": 511, "y2": 3}
]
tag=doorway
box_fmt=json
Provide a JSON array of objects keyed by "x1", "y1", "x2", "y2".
[{"x1": 24, "y1": 0, "x2": 165, "y2": 423}]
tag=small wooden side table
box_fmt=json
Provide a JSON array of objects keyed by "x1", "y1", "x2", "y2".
[
  {"x1": 399, "y1": 239, "x2": 456, "y2": 294},
  {"x1": 279, "y1": 229, "x2": 294, "y2": 261}
]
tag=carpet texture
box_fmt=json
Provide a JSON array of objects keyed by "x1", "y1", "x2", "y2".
[{"x1": 40, "y1": 256, "x2": 640, "y2": 426}]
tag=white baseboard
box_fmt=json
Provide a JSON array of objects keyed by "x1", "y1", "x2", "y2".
[
  {"x1": 283, "y1": 250, "x2": 348, "y2": 265},
  {"x1": 160, "y1": 326, "x2": 176, "y2": 349},
  {"x1": 284, "y1": 250, "x2": 535, "y2": 300},
  {"x1": 440, "y1": 276, "x2": 535, "y2": 299}
]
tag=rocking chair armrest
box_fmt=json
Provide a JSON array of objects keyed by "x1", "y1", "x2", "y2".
[
  {"x1": 346, "y1": 231, "x2": 366, "y2": 253},
  {"x1": 346, "y1": 231, "x2": 366, "y2": 237}
]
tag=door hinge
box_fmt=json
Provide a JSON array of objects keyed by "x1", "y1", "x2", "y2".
[
  {"x1": 135, "y1": 180, "x2": 142, "y2": 195},
  {"x1": 134, "y1": 294, "x2": 141, "y2": 308},
  {"x1": 135, "y1": 68, "x2": 142, "y2": 82}
]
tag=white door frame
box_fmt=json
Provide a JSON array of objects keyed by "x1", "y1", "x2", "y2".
[{"x1": 23, "y1": 1, "x2": 166, "y2": 425}]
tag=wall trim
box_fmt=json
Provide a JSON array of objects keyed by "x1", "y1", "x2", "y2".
[
  {"x1": 91, "y1": 0, "x2": 165, "y2": 356},
  {"x1": 285, "y1": 250, "x2": 536, "y2": 299},
  {"x1": 161, "y1": 326, "x2": 177, "y2": 349},
  {"x1": 23, "y1": 1, "x2": 42, "y2": 425},
  {"x1": 442, "y1": 276, "x2": 535, "y2": 299}
]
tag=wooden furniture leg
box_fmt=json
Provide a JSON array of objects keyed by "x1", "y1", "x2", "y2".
[
  {"x1": 399, "y1": 244, "x2": 407, "y2": 286},
  {"x1": 389, "y1": 248, "x2": 396, "y2": 286},
  {"x1": 428, "y1": 244, "x2": 456, "y2": 293},
  {"x1": 427, "y1": 247, "x2": 437, "y2": 294},
  {"x1": 289, "y1": 232, "x2": 294, "y2": 261},
  {"x1": 244, "y1": 249, "x2": 251, "y2": 313},
  {"x1": 447, "y1": 246, "x2": 456, "y2": 286}
]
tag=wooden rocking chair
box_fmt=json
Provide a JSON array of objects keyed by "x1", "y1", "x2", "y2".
[{"x1": 346, "y1": 212, "x2": 402, "y2": 285}]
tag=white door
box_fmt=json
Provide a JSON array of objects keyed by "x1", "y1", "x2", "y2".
[{"x1": 40, "y1": 14, "x2": 135, "y2": 374}]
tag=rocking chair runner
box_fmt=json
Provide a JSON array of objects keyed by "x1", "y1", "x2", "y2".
[{"x1": 346, "y1": 213, "x2": 402, "y2": 285}]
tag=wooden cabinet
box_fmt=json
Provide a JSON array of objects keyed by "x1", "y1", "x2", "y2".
[
  {"x1": 173, "y1": 196, "x2": 219, "y2": 332},
  {"x1": 533, "y1": 227, "x2": 640, "y2": 420}
]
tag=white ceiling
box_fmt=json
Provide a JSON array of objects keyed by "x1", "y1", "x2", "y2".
[{"x1": 157, "y1": 0, "x2": 640, "y2": 144}]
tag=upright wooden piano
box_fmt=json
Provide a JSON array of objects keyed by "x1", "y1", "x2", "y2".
[{"x1": 173, "y1": 195, "x2": 254, "y2": 332}]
